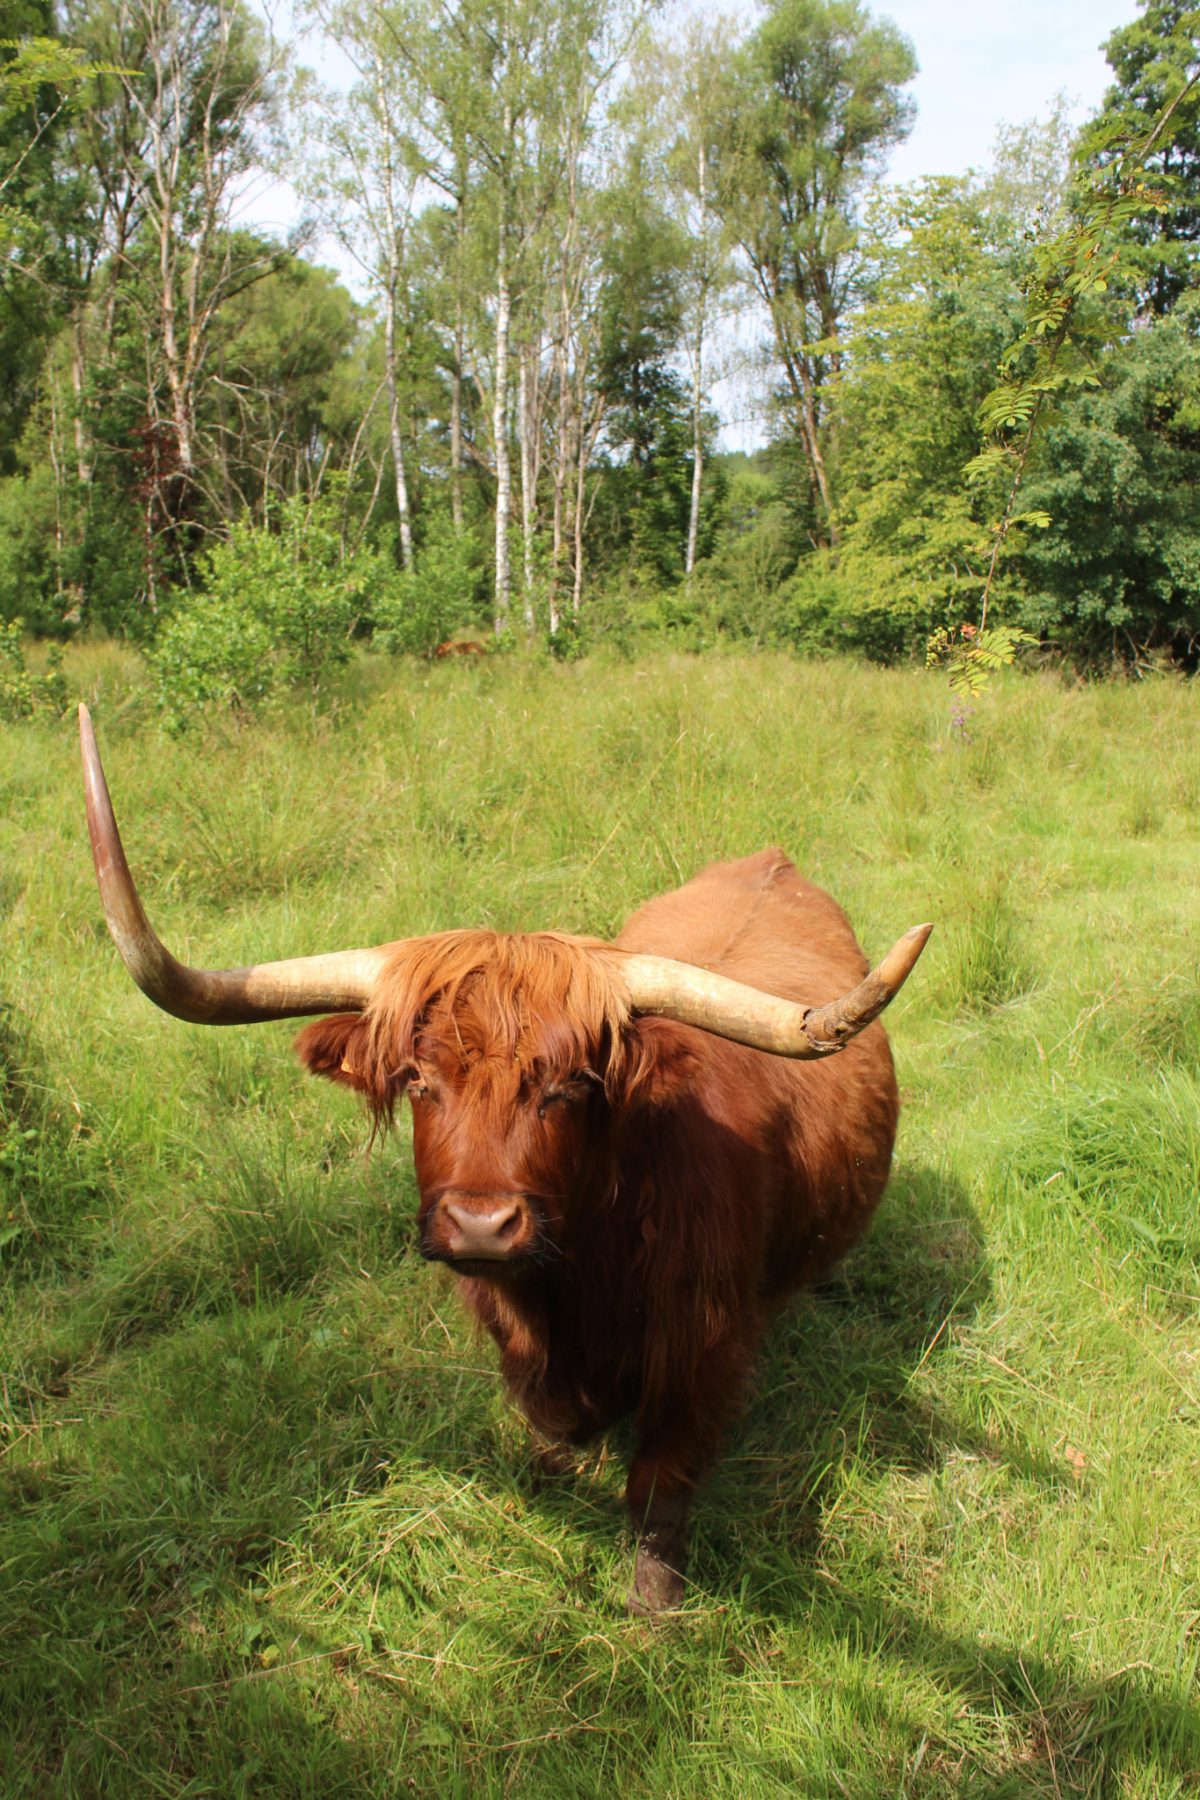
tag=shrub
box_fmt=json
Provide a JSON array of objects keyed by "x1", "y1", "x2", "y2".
[
  {"x1": 151, "y1": 488, "x2": 385, "y2": 725},
  {"x1": 0, "y1": 471, "x2": 59, "y2": 635},
  {"x1": 369, "y1": 514, "x2": 484, "y2": 657},
  {"x1": 0, "y1": 621, "x2": 67, "y2": 722}
]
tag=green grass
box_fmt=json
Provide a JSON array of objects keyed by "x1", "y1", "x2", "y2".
[{"x1": 2, "y1": 645, "x2": 1200, "y2": 1796}]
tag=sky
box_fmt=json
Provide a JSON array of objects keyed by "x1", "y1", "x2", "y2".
[{"x1": 880, "y1": 0, "x2": 1133, "y2": 184}]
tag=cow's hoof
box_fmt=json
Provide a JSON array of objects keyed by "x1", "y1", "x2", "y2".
[
  {"x1": 628, "y1": 1543, "x2": 685, "y2": 1615},
  {"x1": 530, "y1": 1440, "x2": 574, "y2": 1482}
]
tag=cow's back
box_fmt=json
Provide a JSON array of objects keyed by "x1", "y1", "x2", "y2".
[{"x1": 615, "y1": 848, "x2": 900, "y2": 1290}]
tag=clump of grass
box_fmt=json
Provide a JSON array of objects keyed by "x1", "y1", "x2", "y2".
[
  {"x1": 1119, "y1": 774, "x2": 1162, "y2": 840},
  {"x1": 0, "y1": 1007, "x2": 111, "y2": 1278},
  {"x1": 1121, "y1": 969, "x2": 1200, "y2": 1071},
  {"x1": 1009, "y1": 1069, "x2": 1200, "y2": 1289},
  {"x1": 934, "y1": 875, "x2": 1035, "y2": 1013}
]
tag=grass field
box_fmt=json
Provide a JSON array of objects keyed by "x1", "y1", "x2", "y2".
[{"x1": 2, "y1": 646, "x2": 1199, "y2": 1797}]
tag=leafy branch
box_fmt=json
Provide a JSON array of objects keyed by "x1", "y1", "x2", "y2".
[
  {"x1": 0, "y1": 37, "x2": 135, "y2": 246},
  {"x1": 928, "y1": 64, "x2": 1199, "y2": 699}
]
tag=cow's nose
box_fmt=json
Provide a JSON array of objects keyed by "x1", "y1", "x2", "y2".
[{"x1": 441, "y1": 1197, "x2": 527, "y2": 1259}]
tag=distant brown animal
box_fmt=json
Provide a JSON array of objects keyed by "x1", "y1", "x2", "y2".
[
  {"x1": 434, "y1": 639, "x2": 486, "y2": 659},
  {"x1": 80, "y1": 705, "x2": 930, "y2": 1612}
]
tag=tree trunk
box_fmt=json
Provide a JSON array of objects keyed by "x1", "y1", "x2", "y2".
[
  {"x1": 450, "y1": 185, "x2": 465, "y2": 532},
  {"x1": 550, "y1": 335, "x2": 570, "y2": 635},
  {"x1": 778, "y1": 328, "x2": 838, "y2": 548},
  {"x1": 685, "y1": 141, "x2": 707, "y2": 579},
  {"x1": 384, "y1": 278, "x2": 415, "y2": 570},
  {"x1": 70, "y1": 313, "x2": 93, "y2": 486},
  {"x1": 686, "y1": 313, "x2": 704, "y2": 577},
  {"x1": 518, "y1": 341, "x2": 535, "y2": 627},
  {"x1": 492, "y1": 157, "x2": 513, "y2": 631}
]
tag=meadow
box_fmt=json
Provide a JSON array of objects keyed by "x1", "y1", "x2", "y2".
[{"x1": 2, "y1": 646, "x2": 1199, "y2": 1797}]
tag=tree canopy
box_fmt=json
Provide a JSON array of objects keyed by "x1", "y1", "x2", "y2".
[{"x1": 0, "y1": 0, "x2": 1197, "y2": 673}]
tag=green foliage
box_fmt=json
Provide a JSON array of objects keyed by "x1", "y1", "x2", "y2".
[
  {"x1": 0, "y1": 619, "x2": 65, "y2": 721},
  {"x1": 0, "y1": 465, "x2": 58, "y2": 631},
  {"x1": 369, "y1": 512, "x2": 484, "y2": 656},
  {"x1": 150, "y1": 488, "x2": 382, "y2": 725},
  {"x1": 776, "y1": 175, "x2": 1027, "y2": 661},
  {"x1": 715, "y1": 0, "x2": 918, "y2": 535},
  {"x1": 925, "y1": 623, "x2": 1038, "y2": 697},
  {"x1": 690, "y1": 463, "x2": 806, "y2": 644},
  {"x1": 1014, "y1": 297, "x2": 1200, "y2": 655},
  {"x1": 927, "y1": 60, "x2": 1195, "y2": 690},
  {"x1": 1077, "y1": 0, "x2": 1200, "y2": 315}
]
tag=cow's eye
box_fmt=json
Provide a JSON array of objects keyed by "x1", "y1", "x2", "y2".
[{"x1": 538, "y1": 1071, "x2": 593, "y2": 1116}]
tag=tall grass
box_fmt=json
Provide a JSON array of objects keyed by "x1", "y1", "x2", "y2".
[{"x1": 2, "y1": 647, "x2": 1199, "y2": 1795}]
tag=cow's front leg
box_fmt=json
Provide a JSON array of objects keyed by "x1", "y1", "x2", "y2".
[
  {"x1": 625, "y1": 1331, "x2": 754, "y2": 1613},
  {"x1": 625, "y1": 1457, "x2": 692, "y2": 1613}
]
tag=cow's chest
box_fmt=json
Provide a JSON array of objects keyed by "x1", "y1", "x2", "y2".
[{"x1": 478, "y1": 1275, "x2": 646, "y2": 1443}]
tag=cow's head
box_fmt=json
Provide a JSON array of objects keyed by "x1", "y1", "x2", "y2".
[
  {"x1": 79, "y1": 704, "x2": 931, "y2": 1276},
  {"x1": 293, "y1": 931, "x2": 648, "y2": 1271}
]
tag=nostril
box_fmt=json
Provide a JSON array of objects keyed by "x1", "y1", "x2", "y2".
[{"x1": 495, "y1": 1204, "x2": 521, "y2": 1240}]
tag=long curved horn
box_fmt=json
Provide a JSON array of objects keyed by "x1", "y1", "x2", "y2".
[
  {"x1": 617, "y1": 923, "x2": 932, "y2": 1059},
  {"x1": 80, "y1": 705, "x2": 390, "y2": 1024}
]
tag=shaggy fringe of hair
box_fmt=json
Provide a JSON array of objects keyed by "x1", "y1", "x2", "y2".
[{"x1": 360, "y1": 931, "x2": 633, "y2": 1120}]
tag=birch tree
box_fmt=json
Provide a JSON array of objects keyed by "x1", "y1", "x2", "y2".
[
  {"x1": 715, "y1": 0, "x2": 916, "y2": 545},
  {"x1": 641, "y1": 17, "x2": 737, "y2": 577},
  {"x1": 299, "y1": 0, "x2": 430, "y2": 567}
]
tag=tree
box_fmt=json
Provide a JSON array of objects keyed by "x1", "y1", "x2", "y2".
[
  {"x1": 204, "y1": 252, "x2": 359, "y2": 516},
  {"x1": 1078, "y1": 0, "x2": 1200, "y2": 316},
  {"x1": 635, "y1": 16, "x2": 737, "y2": 579},
  {"x1": 298, "y1": 2, "x2": 430, "y2": 569},
  {"x1": 1014, "y1": 297, "x2": 1200, "y2": 659},
  {"x1": 713, "y1": 0, "x2": 916, "y2": 544},
  {"x1": 56, "y1": 0, "x2": 288, "y2": 604},
  {"x1": 791, "y1": 176, "x2": 1023, "y2": 657},
  {"x1": 592, "y1": 142, "x2": 695, "y2": 583},
  {"x1": 0, "y1": 12, "x2": 115, "y2": 475}
]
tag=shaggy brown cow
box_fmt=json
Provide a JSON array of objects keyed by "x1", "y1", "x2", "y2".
[{"x1": 80, "y1": 705, "x2": 930, "y2": 1612}]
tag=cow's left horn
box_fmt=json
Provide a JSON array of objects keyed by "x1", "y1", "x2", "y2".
[
  {"x1": 80, "y1": 705, "x2": 390, "y2": 1023},
  {"x1": 617, "y1": 923, "x2": 932, "y2": 1058}
]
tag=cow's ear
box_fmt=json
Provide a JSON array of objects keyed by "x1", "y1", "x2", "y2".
[
  {"x1": 294, "y1": 1014, "x2": 374, "y2": 1094},
  {"x1": 612, "y1": 1016, "x2": 702, "y2": 1111}
]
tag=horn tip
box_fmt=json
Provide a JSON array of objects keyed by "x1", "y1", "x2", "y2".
[{"x1": 876, "y1": 921, "x2": 934, "y2": 991}]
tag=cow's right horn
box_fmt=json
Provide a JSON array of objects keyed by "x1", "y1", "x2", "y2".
[{"x1": 80, "y1": 705, "x2": 391, "y2": 1024}]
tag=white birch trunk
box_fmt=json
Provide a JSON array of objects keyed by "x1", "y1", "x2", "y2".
[
  {"x1": 450, "y1": 193, "x2": 465, "y2": 534},
  {"x1": 492, "y1": 143, "x2": 513, "y2": 631},
  {"x1": 518, "y1": 344, "x2": 535, "y2": 626},
  {"x1": 384, "y1": 279, "x2": 414, "y2": 570}
]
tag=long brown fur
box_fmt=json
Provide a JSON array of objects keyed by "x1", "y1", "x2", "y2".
[{"x1": 295, "y1": 849, "x2": 902, "y2": 1610}]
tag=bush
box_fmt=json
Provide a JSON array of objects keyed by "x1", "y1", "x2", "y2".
[
  {"x1": 0, "y1": 621, "x2": 67, "y2": 722},
  {"x1": 151, "y1": 488, "x2": 386, "y2": 725},
  {"x1": 691, "y1": 488, "x2": 806, "y2": 645},
  {"x1": 369, "y1": 514, "x2": 484, "y2": 656},
  {"x1": 0, "y1": 471, "x2": 60, "y2": 635}
]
